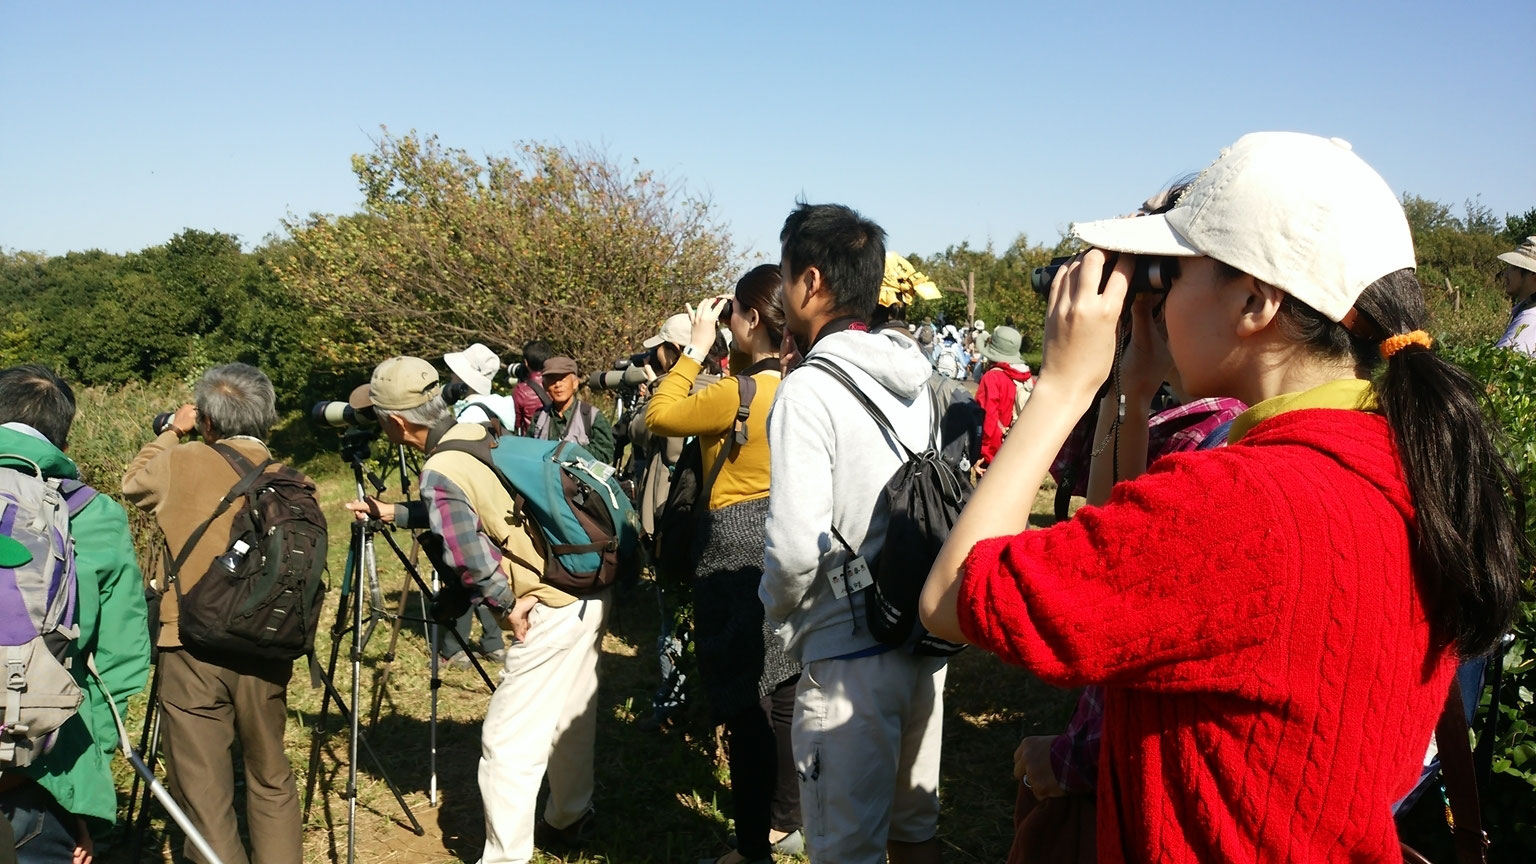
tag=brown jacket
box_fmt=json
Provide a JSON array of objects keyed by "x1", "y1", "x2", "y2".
[{"x1": 122, "y1": 430, "x2": 286, "y2": 648}]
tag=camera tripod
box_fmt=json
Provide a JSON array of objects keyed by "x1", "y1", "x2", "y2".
[{"x1": 302, "y1": 435, "x2": 496, "y2": 864}]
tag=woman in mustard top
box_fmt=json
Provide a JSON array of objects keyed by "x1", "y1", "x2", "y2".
[{"x1": 645, "y1": 264, "x2": 802, "y2": 864}]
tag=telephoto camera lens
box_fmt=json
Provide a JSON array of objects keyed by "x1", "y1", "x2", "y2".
[
  {"x1": 311, "y1": 400, "x2": 373, "y2": 428},
  {"x1": 588, "y1": 364, "x2": 651, "y2": 391},
  {"x1": 151, "y1": 412, "x2": 176, "y2": 436}
]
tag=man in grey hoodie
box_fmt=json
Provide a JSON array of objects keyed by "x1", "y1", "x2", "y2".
[{"x1": 760, "y1": 203, "x2": 946, "y2": 864}]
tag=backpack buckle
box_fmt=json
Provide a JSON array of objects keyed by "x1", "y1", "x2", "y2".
[{"x1": 6, "y1": 659, "x2": 25, "y2": 690}]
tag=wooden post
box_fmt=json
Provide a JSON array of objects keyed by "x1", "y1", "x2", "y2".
[{"x1": 966, "y1": 270, "x2": 976, "y2": 323}]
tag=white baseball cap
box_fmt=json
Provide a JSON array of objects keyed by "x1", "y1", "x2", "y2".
[
  {"x1": 443, "y1": 342, "x2": 501, "y2": 396},
  {"x1": 643, "y1": 313, "x2": 692, "y2": 349},
  {"x1": 1071, "y1": 132, "x2": 1416, "y2": 324}
]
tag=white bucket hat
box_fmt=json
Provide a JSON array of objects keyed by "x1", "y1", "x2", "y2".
[
  {"x1": 1498, "y1": 236, "x2": 1536, "y2": 276},
  {"x1": 1071, "y1": 132, "x2": 1415, "y2": 324},
  {"x1": 443, "y1": 342, "x2": 502, "y2": 396}
]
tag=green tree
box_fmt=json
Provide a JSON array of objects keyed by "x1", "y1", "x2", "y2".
[{"x1": 276, "y1": 129, "x2": 737, "y2": 376}]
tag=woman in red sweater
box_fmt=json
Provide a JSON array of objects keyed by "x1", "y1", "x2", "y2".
[{"x1": 920, "y1": 132, "x2": 1525, "y2": 863}]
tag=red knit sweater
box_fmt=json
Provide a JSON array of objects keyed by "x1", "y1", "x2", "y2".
[{"x1": 959, "y1": 409, "x2": 1456, "y2": 863}]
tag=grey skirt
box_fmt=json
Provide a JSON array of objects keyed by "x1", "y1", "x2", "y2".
[{"x1": 691, "y1": 496, "x2": 800, "y2": 724}]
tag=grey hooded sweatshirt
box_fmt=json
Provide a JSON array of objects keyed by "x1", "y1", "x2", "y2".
[{"x1": 759, "y1": 326, "x2": 937, "y2": 663}]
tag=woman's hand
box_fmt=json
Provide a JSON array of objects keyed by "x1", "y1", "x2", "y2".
[
  {"x1": 1041, "y1": 250, "x2": 1134, "y2": 398},
  {"x1": 1119, "y1": 292, "x2": 1173, "y2": 400},
  {"x1": 1014, "y1": 735, "x2": 1066, "y2": 800},
  {"x1": 687, "y1": 296, "x2": 731, "y2": 354}
]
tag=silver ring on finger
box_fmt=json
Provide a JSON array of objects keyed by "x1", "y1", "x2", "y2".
[{"x1": 1022, "y1": 775, "x2": 1033, "y2": 789}]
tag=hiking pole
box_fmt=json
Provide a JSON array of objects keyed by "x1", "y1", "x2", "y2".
[{"x1": 91, "y1": 663, "x2": 226, "y2": 864}]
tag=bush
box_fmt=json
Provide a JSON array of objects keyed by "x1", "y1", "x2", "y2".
[
  {"x1": 1441, "y1": 342, "x2": 1536, "y2": 857},
  {"x1": 70, "y1": 379, "x2": 191, "y2": 571},
  {"x1": 276, "y1": 129, "x2": 738, "y2": 379}
]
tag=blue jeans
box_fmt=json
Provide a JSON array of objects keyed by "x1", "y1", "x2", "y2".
[{"x1": 0, "y1": 782, "x2": 78, "y2": 864}]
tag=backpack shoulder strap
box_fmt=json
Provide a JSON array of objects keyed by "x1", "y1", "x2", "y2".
[
  {"x1": 166, "y1": 446, "x2": 275, "y2": 585},
  {"x1": 1436, "y1": 678, "x2": 1489, "y2": 864},
  {"x1": 56, "y1": 478, "x2": 99, "y2": 517},
  {"x1": 696, "y1": 374, "x2": 756, "y2": 509}
]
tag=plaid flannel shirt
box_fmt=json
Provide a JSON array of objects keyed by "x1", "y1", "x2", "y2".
[{"x1": 420, "y1": 467, "x2": 515, "y2": 611}]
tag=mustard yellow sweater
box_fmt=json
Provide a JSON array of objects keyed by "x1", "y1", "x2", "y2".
[{"x1": 644, "y1": 355, "x2": 780, "y2": 510}]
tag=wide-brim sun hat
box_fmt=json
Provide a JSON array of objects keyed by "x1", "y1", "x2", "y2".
[
  {"x1": 981, "y1": 326, "x2": 1024, "y2": 365},
  {"x1": 443, "y1": 342, "x2": 501, "y2": 396},
  {"x1": 1071, "y1": 132, "x2": 1416, "y2": 324},
  {"x1": 1498, "y1": 236, "x2": 1536, "y2": 275}
]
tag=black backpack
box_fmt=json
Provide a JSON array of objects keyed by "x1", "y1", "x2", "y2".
[
  {"x1": 804, "y1": 358, "x2": 969, "y2": 655},
  {"x1": 167, "y1": 444, "x2": 328, "y2": 662},
  {"x1": 650, "y1": 374, "x2": 758, "y2": 583}
]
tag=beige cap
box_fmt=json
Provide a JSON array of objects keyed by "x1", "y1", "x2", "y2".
[
  {"x1": 369, "y1": 356, "x2": 442, "y2": 410},
  {"x1": 643, "y1": 313, "x2": 692, "y2": 349},
  {"x1": 1498, "y1": 236, "x2": 1536, "y2": 276},
  {"x1": 1072, "y1": 132, "x2": 1415, "y2": 324}
]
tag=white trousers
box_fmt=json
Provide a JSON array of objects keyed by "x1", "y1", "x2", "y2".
[
  {"x1": 793, "y1": 650, "x2": 948, "y2": 864},
  {"x1": 477, "y1": 591, "x2": 608, "y2": 864}
]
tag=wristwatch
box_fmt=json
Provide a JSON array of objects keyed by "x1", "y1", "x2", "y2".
[{"x1": 683, "y1": 344, "x2": 709, "y2": 364}]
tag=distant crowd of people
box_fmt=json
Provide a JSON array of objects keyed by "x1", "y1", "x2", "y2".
[{"x1": 2, "y1": 130, "x2": 1533, "y2": 864}]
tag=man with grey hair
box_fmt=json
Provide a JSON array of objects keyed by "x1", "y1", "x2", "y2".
[
  {"x1": 347, "y1": 356, "x2": 606, "y2": 864},
  {"x1": 122, "y1": 362, "x2": 303, "y2": 864}
]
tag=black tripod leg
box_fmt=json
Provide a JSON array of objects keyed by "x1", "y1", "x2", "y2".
[
  {"x1": 375, "y1": 526, "x2": 496, "y2": 693},
  {"x1": 309, "y1": 649, "x2": 425, "y2": 836},
  {"x1": 124, "y1": 654, "x2": 159, "y2": 828},
  {"x1": 126, "y1": 656, "x2": 163, "y2": 858},
  {"x1": 367, "y1": 565, "x2": 415, "y2": 728},
  {"x1": 302, "y1": 525, "x2": 360, "y2": 821}
]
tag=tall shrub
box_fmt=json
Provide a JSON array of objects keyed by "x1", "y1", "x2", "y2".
[{"x1": 276, "y1": 130, "x2": 738, "y2": 376}]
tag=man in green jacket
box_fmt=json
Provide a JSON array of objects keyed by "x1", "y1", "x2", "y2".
[{"x1": 0, "y1": 365, "x2": 151, "y2": 863}]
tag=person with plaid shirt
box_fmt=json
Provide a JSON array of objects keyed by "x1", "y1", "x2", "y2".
[{"x1": 348, "y1": 356, "x2": 606, "y2": 864}]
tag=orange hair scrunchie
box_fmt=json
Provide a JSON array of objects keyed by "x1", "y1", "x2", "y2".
[{"x1": 1380, "y1": 330, "x2": 1434, "y2": 360}]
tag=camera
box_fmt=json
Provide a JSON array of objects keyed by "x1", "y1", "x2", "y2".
[{"x1": 1030, "y1": 253, "x2": 1181, "y2": 297}]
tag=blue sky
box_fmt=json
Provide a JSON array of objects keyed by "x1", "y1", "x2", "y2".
[{"x1": 3, "y1": 1, "x2": 1532, "y2": 265}]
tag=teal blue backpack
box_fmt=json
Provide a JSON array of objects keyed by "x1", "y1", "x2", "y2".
[{"x1": 435, "y1": 434, "x2": 639, "y2": 594}]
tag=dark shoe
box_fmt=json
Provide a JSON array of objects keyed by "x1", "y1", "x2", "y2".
[
  {"x1": 479, "y1": 647, "x2": 507, "y2": 664},
  {"x1": 535, "y1": 808, "x2": 595, "y2": 850}
]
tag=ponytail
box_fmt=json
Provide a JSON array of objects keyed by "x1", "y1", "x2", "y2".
[{"x1": 1276, "y1": 268, "x2": 1526, "y2": 656}]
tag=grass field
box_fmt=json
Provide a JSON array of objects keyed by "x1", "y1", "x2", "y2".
[{"x1": 102, "y1": 462, "x2": 1080, "y2": 864}]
